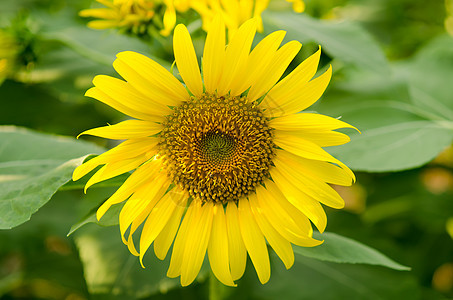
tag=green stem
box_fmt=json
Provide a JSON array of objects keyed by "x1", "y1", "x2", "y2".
[{"x1": 209, "y1": 271, "x2": 231, "y2": 300}]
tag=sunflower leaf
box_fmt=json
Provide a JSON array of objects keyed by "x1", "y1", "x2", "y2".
[
  {"x1": 262, "y1": 11, "x2": 390, "y2": 75},
  {"x1": 252, "y1": 254, "x2": 419, "y2": 300},
  {"x1": 67, "y1": 202, "x2": 122, "y2": 236},
  {"x1": 318, "y1": 70, "x2": 453, "y2": 172},
  {"x1": 293, "y1": 232, "x2": 410, "y2": 271},
  {"x1": 0, "y1": 126, "x2": 104, "y2": 229},
  {"x1": 408, "y1": 34, "x2": 453, "y2": 121},
  {"x1": 74, "y1": 225, "x2": 204, "y2": 298}
]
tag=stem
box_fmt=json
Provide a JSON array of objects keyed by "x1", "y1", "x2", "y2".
[{"x1": 209, "y1": 271, "x2": 231, "y2": 300}]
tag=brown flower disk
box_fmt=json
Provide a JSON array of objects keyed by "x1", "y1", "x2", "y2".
[{"x1": 159, "y1": 93, "x2": 275, "y2": 203}]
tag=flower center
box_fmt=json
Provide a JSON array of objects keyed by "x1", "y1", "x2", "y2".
[
  {"x1": 159, "y1": 93, "x2": 274, "y2": 203},
  {"x1": 200, "y1": 130, "x2": 237, "y2": 167}
]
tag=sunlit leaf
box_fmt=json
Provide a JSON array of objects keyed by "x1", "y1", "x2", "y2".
[
  {"x1": 294, "y1": 232, "x2": 410, "y2": 271},
  {"x1": 319, "y1": 70, "x2": 453, "y2": 172},
  {"x1": 252, "y1": 254, "x2": 419, "y2": 300}
]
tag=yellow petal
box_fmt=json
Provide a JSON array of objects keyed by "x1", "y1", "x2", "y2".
[
  {"x1": 261, "y1": 47, "x2": 321, "y2": 115},
  {"x1": 86, "y1": 20, "x2": 119, "y2": 30},
  {"x1": 154, "y1": 193, "x2": 187, "y2": 260},
  {"x1": 79, "y1": 120, "x2": 163, "y2": 140},
  {"x1": 219, "y1": 1, "x2": 240, "y2": 33},
  {"x1": 239, "y1": 0, "x2": 254, "y2": 24},
  {"x1": 249, "y1": 193, "x2": 295, "y2": 269},
  {"x1": 203, "y1": 15, "x2": 226, "y2": 94},
  {"x1": 93, "y1": 75, "x2": 171, "y2": 116},
  {"x1": 115, "y1": 51, "x2": 189, "y2": 105},
  {"x1": 217, "y1": 18, "x2": 257, "y2": 96},
  {"x1": 287, "y1": 0, "x2": 305, "y2": 13},
  {"x1": 247, "y1": 40, "x2": 301, "y2": 102},
  {"x1": 96, "y1": 160, "x2": 161, "y2": 220},
  {"x1": 167, "y1": 199, "x2": 197, "y2": 278},
  {"x1": 79, "y1": 8, "x2": 117, "y2": 19},
  {"x1": 268, "y1": 46, "x2": 320, "y2": 93},
  {"x1": 180, "y1": 201, "x2": 214, "y2": 286},
  {"x1": 174, "y1": 24, "x2": 203, "y2": 97},
  {"x1": 111, "y1": 60, "x2": 179, "y2": 111},
  {"x1": 208, "y1": 204, "x2": 236, "y2": 286},
  {"x1": 119, "y1": 182, "x2": 159, "y2": 245},
  {"x1": 273, "y1": 156, "x2": 345, "y2": 209},
  {"x1": 160, "y1": 0, "x2": 176, "y2": 36},
  {"x1": 270, "y1": 167, "x2": 327, "y2": 233},
  {"x1": 238, "y1": 198, "x2": 270, "y2": 284},
  {"x1": 252, "y1": 0, "x2": 268, "y2": 32},
  {"x1": 234, "y1": 30, "x2": 286, "y2": 95},
  {"x1": 270, "y1": 112, "x2": 357, "y2": 132},
  {"x1": 84, "y1": 155, "x2": 148, "y2": 192},
  {"x1": 264, "y1": 66, "x2": 332, "y2": 117},
  {"x1": 72, "y1": 137, "x2": 158, "y2": 181},
  {"x1": 256, "y1": 184, "x2": 323, "y2": 247},
  {"x1": 282, "y1": 130, "x2": 351, "y2": 147},
  {"x1": 226, "y1": 201, "x2": 247, "y2": 281},
  {"x1": 273, "y1": 131, "x2": 355, "y2": 180},
  {"x1": 275, "y1": 149, "x2": 354, "y2": 186},
  {"x1": 260, "y1": 183, "x2": 323, "y2": 250},
  {"x1": 85, "y1": 87, "x2": 156, "y2": 121},
  {"x1": 270, "y1": 113, "x2": 358, "y2": 147},
  {"x1": 138, "y1": 190, "x2": 185, "y2": 267},
  {"x1": 124, "y1": 182, "x2": 174, "y2": 255}
]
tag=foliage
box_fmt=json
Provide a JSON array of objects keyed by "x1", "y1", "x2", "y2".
[{"x1": 1, "y1": 0, "x2": 452, "y2": 299}]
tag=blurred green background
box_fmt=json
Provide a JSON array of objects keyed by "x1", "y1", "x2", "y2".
[{"x1": 1, "y1": 0, "x2": 453, "y2": 299}]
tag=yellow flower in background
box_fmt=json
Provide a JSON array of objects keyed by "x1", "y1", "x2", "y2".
[
  {"x1": 73, "y1": 16, "x2": 356, "y2": 286},
  {"x1": 0, "y1": 29, "x2": 19, "y2": 84},
  {"x1": 79, "y1": 0, "x2": 185, "y2": 36},
  {"x1": 445, "y1": 0, "x2": 453, "y2": 36},
  {"x1": 191, "y1": 0, "x2": 305, "y2": 35},
  {"x1": 80, "y1": 0, "x2": 304, "y2": 37}
]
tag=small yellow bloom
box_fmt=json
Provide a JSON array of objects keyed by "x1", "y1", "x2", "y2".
[
  {"x1": 446, "y1": 0, "x2": 453, "y2": 36},
  {"x1": 80, "y1": 0, "x2": 304, "y2": 37},
  {"x1": 191, "y1": 0, "x2": 305, "y2": 36},
  {"x1": 80, "y1": 0, "x2": 179, "y2": 36},
  {"x1": 0, "y1": 29, "x2": 19, "y2": 84},
  {"x1": 74, "y1": 16, "x2": 355, "y2": 286}
]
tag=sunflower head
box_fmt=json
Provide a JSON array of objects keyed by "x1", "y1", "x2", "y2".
[
  {"x1": 159, "y1": 93, "x2": 275, "y2": 204},
  {"x1": 79, "y1": 0, "x2": 178, "y2": 36},
  {"x1": 74, "y1": 15, "x2": 356, "y2": 287}
]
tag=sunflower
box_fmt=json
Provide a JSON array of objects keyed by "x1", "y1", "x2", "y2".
[
  {"x1": 73, "y1": 16, "x2": 356, "y2": 286},
  {"x1": 191, "y1": 0, "x2": 305, "y2": 35},
  {"x1": 80, "y1": 0, "x2": 305, "y2": 37},
  {"x1": 79, "y1": 0, "x2": 184, "y2": 36}
]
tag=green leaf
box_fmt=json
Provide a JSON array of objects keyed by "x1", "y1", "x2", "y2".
[
  {"x1": 332, "y1": 119, "x2": 453, "y2": 172},
  {"x1": 294, "y1": 232, "x2": 410, "y2": 271},
  {"x1": 74, "y1": 225, "x2": 201, "y2": 299},
  {"x1": 318, "y1": 70, "x2": 453, "y2": 172},
  {"x1": 408, "y1": 34, "x2": 453, "y2": 120},
  {"x1": 36, "y1": 8, "x2": 170, "y2": 68},
  {"x1": 67, "y1": 202, "x2": 123, "y2": 236},
  {"x1": 251, "y1": 255, "x2": 419, "y2": 300},
  {"x1": 0, "y1": 126, "x2": 104, "y2": 229},
  {"x1": 262, "y1": 11, "x2": 389, "y2": 75},
  {"x1": 0, "y1": 190, "x2": 92, "y2": 298}
]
